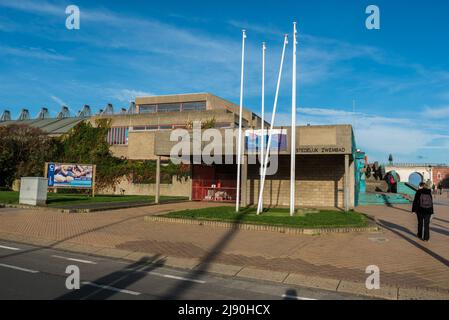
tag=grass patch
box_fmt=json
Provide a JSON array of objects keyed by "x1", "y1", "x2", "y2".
[
  {"x1": 164, "y1": 206, "x2": 368, "y2": 229},
  {"x1": 0, "y1": 191, "x2": 187, "y2": 207}
]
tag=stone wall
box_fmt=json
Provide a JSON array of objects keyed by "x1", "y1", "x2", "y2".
[
  {"x1": 245, "y1": 155, "x2": 354, "y2": 209},
  {"x1": 100, "y1": 176, "x2": 191, "y2": 197}
]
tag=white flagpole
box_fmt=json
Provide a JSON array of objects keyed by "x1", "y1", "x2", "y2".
[
  {"x1": 290, "y1": 22, "x2": 298, "y2": 216},
  {"x1": 260, "y1": 42, "x2": 266, "y2": 210},
  {"x1": 257, "y1": 34, "x2": 289, "y2": 215},
  {"x1": 236, "y1": 29, "x2": 246, "y2": 213}
]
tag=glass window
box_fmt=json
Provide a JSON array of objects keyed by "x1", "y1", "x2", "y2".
[
  {"x1": 159, "y1": 125, "x2": 173, "y2": 130},
  {"x1": 107, "y1": 127, "x2": 129, "y2": 145},
  {"x1": 182, "y1": 101, "x2": 206, "y2": 111},
  {"x1": 132, "y1": 126, "x2": 146, "y2": 131},
  {"x1": 215, "y1": 122, "x2": 233, "y2": 128},
  {"x1": 139, "y1": 104, "x2": 157, "y2": 113},
  {"x1": 158, "y1": 103, "x2": 181, "y2": 112},
  {"x1": 146, "y1": 125, "x2": 159, "y2": 131}
]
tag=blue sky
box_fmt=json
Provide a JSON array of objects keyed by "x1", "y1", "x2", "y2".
[{"x1": 1, "y1": 0, "x2": 449, "y2": 163}]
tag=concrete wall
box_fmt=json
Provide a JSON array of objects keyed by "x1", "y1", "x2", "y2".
[
  {"x1": 385, "y1": 166, "x2": 433, "y2": 184},
  {"x1": 100, "y1": 176, "x2": 191, "y2": 197},
  {"x1": 245, "y1": 155, "x2": 354, "y2": 209}
]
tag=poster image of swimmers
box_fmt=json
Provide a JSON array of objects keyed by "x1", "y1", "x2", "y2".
[{"x1": 47, "y1": 163, "x2": 94, "y2": 188}]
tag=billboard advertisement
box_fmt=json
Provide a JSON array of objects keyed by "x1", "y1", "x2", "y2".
[
  {"x1": 46, "y1": 163, "x2": 95, "y2": 189},
  {"x1": 245, "y1": 129, "x2": 288, "y2": 153}
]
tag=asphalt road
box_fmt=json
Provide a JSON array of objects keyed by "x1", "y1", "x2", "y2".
[{"x1": 0, "y1": 240, "x2": 370, "y2": 300}]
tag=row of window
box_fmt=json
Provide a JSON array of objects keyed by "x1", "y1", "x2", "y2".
[
  {"x1": 107, "y1": 127, "x2": 129, "y2": 145},
  {"x1": 139, "y1": 101, "x2": 207, "y2": 114},
  {"x1": 107, "y1": 123, "x2": 234, "y2": 145},
  {"x1": 131, "y1": 122, "x2": 233, "y2": 131}
]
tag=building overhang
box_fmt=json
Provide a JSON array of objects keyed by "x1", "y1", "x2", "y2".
[{"x1": 153, "y1": 124, "x2": 354, "y2": 157}]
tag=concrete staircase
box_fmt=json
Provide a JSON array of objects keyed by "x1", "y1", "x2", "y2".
[{"x1": 358, "y1": 192, "x2": 411, "y2": 206}]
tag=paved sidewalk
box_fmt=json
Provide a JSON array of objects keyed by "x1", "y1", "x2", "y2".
[{"x1": 1, "y1": 201, "x2": 449, "y2": 298}]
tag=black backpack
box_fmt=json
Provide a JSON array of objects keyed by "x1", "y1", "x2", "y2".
[{"x1": 420, "y1": 193, "x2": 433, "y2": 209}]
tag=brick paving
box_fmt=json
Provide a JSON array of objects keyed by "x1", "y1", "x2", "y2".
[{"x1": 0, "y1": 201, "x2": 449, "y2": 291}]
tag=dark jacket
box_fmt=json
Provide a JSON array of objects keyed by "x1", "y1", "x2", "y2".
[{"x1": 412, "y1": 188, "x2": 434, "y2": 215}]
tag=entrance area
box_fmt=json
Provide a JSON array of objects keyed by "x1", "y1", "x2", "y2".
[{"x1": 192, "y1": 164, "x2": 237, "y2": 202}]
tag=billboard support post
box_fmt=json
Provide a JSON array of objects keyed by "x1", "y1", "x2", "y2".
[{"x1": 92, "y1": 165, "x2": 97, "y2": 198}]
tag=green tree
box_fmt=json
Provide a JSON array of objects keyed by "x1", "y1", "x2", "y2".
[
  {"x1": 388, "y1": 154, "x2": 393, "y2": 165},
  {"x1": 59, "y1": 119, "x2": 130, "y2": 189},
  {"x1": 0, "y1": 124, "x2": 60, "y2": 187}
]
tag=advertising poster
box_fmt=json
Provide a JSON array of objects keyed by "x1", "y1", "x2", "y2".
[{"x1": 47, "y1": 163, "x2": 94, "y2": 189}]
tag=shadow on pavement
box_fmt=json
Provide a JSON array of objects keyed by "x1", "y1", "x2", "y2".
[
  {"x1": 434, "y1": 217, "x2": 449, "y2": 225},
  {"x1": 378, "y1": 219, "x2": 449, "y2": 268},
  {"x1": 0, "y1": 211, "x2": 155, "y2": 260},
  {"x1": 57, "y1": 255, "x2": 164, "y2": 300},
  {"x1": 159, "y1": 210, "x2": 248, "y2": 300}
]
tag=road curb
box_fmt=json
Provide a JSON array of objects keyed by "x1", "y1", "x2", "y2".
[
  {"x1": 0, "y1": 200, "x2": 190, "y2": 214},
  {"x1": 2, "y1": 235, "x2": 449, "y2": 300},
  {"x1": 144, "y1": 215, "x2": 381, "y2": 235}
]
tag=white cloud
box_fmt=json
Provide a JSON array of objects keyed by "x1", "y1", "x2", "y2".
[
  {"x1": 270, "y1": 106, "x2": 448, "y2": 158},
  {"x1": 111, "y1": 89, "x2": 154, "y2": 102},
  {"x1": 0, "y1": 0, "x2": 62, "y2": 15},
  {"x1": 424, "y1": 105, "x2": 449, "y2": 118},
  {"x1": 0, "y1": 45, "x2": 71, "y2": 61},
  {"x1": 50, "y1": 95, "x2": 67, "y2": 106},
  {"x1": 357, "y1": 125, "x2": 436, "y2": 155}
]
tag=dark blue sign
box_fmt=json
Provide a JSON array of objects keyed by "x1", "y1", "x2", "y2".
[{"x1": 47, "y1": 163, "x2": 55, "y2": 187}]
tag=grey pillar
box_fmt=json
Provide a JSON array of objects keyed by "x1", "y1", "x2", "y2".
[
  {"x1": 155, "y1": 156, "x2": 161, "y2": 204},
  {"x1": 344, "y1": 154, "x2": 350, "y2": 212},
  {"x1": 241, "y1": 155, "x2": 248, "y2": 207}
]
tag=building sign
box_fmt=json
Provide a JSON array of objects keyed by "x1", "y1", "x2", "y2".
[
  {"x1": 46, "y1": 163, "x2": 95, "y2": 189},
  {"x1": 297, "y1": 147, "x2": 347, "y2": 154},
  {"x1": 245, "y1": 129, "x2": 288, "y2": 153}
]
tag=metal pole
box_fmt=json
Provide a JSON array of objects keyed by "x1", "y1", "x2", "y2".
[
  {"x1": 260, "y1": 42, "x2": 266, "y2": 210},
  {"x1": 344, "y1": 154, "x2": 349, "y2": 212},
  {"x1": 236, "y1": 30, "x2": 246, "y2": 213},
  {"x1": 257, "y1": 34, "x2": 289, "y2": 215},
  {"x1": 290, "y1": 22, "x2": 298, "y2": 216},
  {"x1": 155, "y1": 156, "x2": 161, "y2": 204}
]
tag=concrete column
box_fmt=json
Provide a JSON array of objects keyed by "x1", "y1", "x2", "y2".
[
  {"x1": 241, "y1": 155, "x2": 248, "y2": 207},
  {"x1": 155, "y1": 156, "x2": 161, "y2": 204},
  {"x1": 344, "y1": 154, "x2": 350, "y2": 212}
]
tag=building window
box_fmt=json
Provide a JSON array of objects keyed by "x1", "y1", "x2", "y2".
[
  {"x1": 107, "y1": 127, "x2": 129, "y2": 145},
  {"x1": 158, "y1": 103, "x2": 181, "y2": 112},
  {"x1": 139, "y1": 104, "x2": 157, "y2": 113},
  {"x1": 182, "y1": 101, "x2": 206, "y2": 111},
  {"x1": 131, "y1": 125, "x2": 159, "y2": 131},
  {"x1": 215, "y1": 122, "x2": 233, "y2": 128},
  {"x1": 159, "y1": 125, "x2": 173, "y2": 130}
]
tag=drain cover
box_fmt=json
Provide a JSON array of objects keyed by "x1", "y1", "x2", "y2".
[{"x1": 369, "y1": 237, "x2": 389, "y2": 243}]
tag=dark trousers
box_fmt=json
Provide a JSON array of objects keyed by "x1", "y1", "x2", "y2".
[{"x1": 416, "y1": 212, "x2": 431, "y2": 241}]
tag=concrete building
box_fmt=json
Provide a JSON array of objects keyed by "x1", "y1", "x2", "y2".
[
  {"x1": 88, "y1": 93, "x2": 266, "y2": 160},
  {"x1": 153, "y1": 124, "x2": 356, "y2": 209},
  {"x1": 1, "y1": 93, "x2": 358, "y2": 209}
]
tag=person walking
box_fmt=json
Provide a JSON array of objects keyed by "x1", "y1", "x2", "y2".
[
  {"x1": 438, "y1": 181, "x2": 443, "y2": 196},
  {"x1": 412, "y1": 182, "x2": 434, "y2": 242}
]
